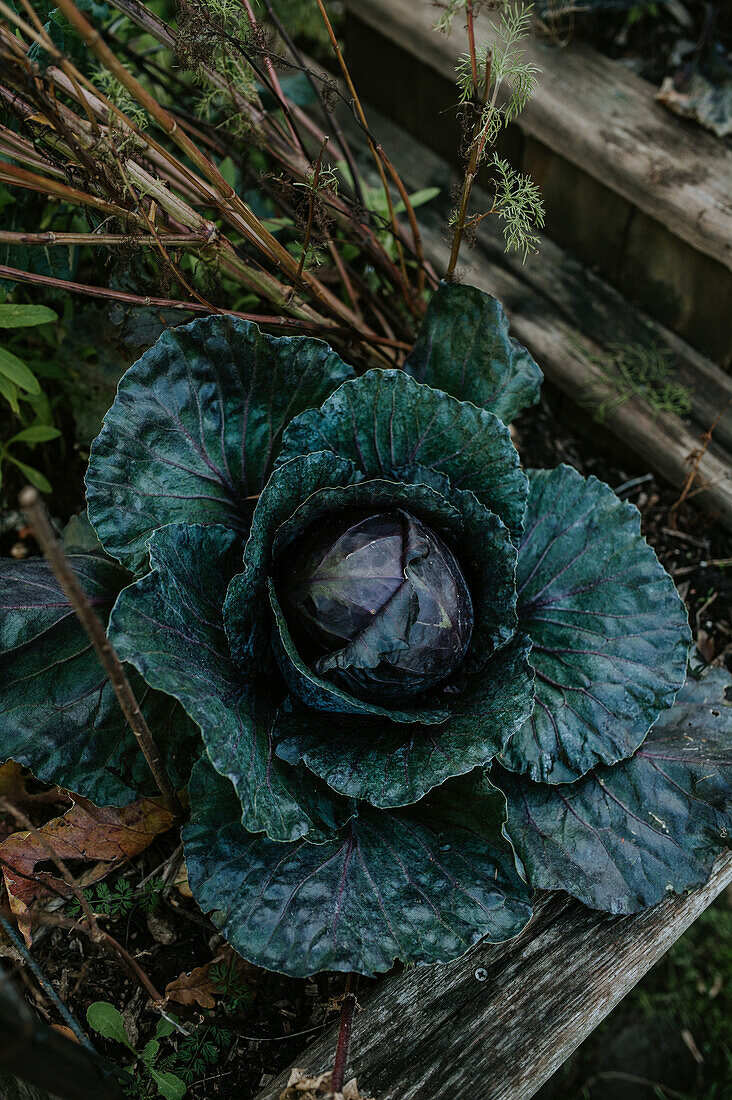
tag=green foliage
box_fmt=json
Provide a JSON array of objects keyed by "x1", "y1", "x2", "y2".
[
  {"x1": 579, "y1": 339, "x2": 694, "y2": 423},
  {"x1": 67, "y1": 875, "x2": 166, "y2": 920},
  {"x1": 488, "y1": 154, "x2": 545, "y2": 261},
  {"x1": 87, "y1": 956, "x2": 253, "y2": 1096},
  {"x1": 92, "y1": 68, "x2": 149, "y2": 139},
  {"x1": 86, "y1": 1003, "x2": 185, "y2": 1100},
  {"x1": 169, "y1": 1023, "x2": 234, "y2": 1086},
  {"x1": 0, "y1": 303, "x2": 61, "y2": 493},
  {"x1": 637, "y1": 902, "x2": 732, "y2": 1086},
  {"x1": 445, "y1": 3, "x2": 544, "y2": 264}
]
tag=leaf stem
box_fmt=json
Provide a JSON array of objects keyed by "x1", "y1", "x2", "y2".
[
  {"x1": 18, "y1": 488, "x2": 185, "y2": 825},
  {"x1": 331, "y1": 973, "x2": 359, "y2": 1094}
]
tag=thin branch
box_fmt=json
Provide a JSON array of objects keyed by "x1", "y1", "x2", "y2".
[
  {"x1": 669, "y1": 398, "x2": 732, "y2": 526},
  {"x1": 0, "y1": 914, "x2": 94, "y2": 1049},
  {"x1": 313, "y1": 0, "x2": 412, "y2": 299},
  {"x1": 298, "y1": 135, "x2": 328, "y2": 279},
  {"x1": 0, "y1": 230, "x2": 210, "y2": 247},
  {"x1": 18, "y1": 488, "x2": 185, "y2": 824},
  {"x1": 260, "y1": 0, "x2": 367, "y2": 211}
]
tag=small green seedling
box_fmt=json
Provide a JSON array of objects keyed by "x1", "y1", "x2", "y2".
[
  {"x1": 86, "y1": 1002, "x2": 186, "y2": 1100},
  {"x1": 0, "y1": 303, "x2": 61, "y2": 493}
]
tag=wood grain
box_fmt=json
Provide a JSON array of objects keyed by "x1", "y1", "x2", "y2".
[
  {"x1": 327, "y1": 88, "x2": 732, "y2": 530},
  {"x1": 343, "y1": 0, "x2": 732, "y2": 273},
  {"x1": 256, "y1": 853, "x2": 732, "y2": 1100}
]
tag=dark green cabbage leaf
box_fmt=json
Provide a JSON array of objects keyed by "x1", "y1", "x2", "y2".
[
  {"x1": 500, "y1": 465, "x2": 691, "y2": 783},
  {"x1": 109, "y1": 523, "x2": 352, "y2": 843},
  {"x1": 183, "y1": 755, "x2": 533, "y2": 977},
  {"x1": 278, "y1": 368, "x2": 528, "y2": 539},
  {"x1": 0, "y1": 554, "x2": 199, "y2": 804},
  {"x1": 403, "y1": 281, "x2": 542, "y2": 425},
  {"x1": 86, "y1": 317, "x2": 354, "y2": 572},
  {"x1": 496, "y1": 664, "x2": 732, "y2": 913}
]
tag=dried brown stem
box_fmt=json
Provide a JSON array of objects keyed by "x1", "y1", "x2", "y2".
[
  {"x1": 0, "y1": 230, "x2": 209, "y2": 247},
  {"x1": 669, "y1": 398, "x2": 732, "y2": 526},
  {"x1": 313, "y1": 0, "x2": 412, "y2": 298},
  {"x1": 298, "y1": 135, "x2": 329, "y2": 279},
  {"x1": 18, "y1": 487, "x2": 184, "y2": 824}
]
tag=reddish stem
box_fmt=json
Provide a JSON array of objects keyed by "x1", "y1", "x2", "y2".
[{"x1": 331, "y1": 973, "x2": 359, "y2": 1094}]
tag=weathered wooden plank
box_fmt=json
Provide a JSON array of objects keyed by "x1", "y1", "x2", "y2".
[
  {"x1": 343, "y1": 0, "x2": 732, "y2": 274},
  {"x1": 422, "y1": 221, "x2": 732, "y2": 531},
  {"x1": 350, "y1": 95, "x2": 732, "y2": 452},
  {"x1": 257, "y1": 852, "x2": 732, "y2": 1100},
  {"x1": 322, "y1": 87, "x2": 732, "y2": 529}
]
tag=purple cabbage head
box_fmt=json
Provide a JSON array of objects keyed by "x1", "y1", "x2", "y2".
[{"x1": 280, "y1": 509, "x2": 474, "y2": 703}]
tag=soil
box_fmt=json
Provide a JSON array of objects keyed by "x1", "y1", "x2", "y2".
[{"x1": 0, "y1": 381, "x2": 730, "y2": 1100}]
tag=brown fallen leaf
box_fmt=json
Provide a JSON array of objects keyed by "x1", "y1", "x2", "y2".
[
  {"x1": 0, "y1": 761, "x2": 71, "y2": 843},
  {"x1": 172, "y1": 858, "x2": 193, "y2": 899},
  {"x1": 0, "y1": 793, "x2": 174, "y2": 943},
  {"x1": 50, "y1": 1025, "x2": 79, "y2": 1044},
  {"x1": 165, "y1": 945, "x2": 255, "y2": 1010},
  {"x1": 280, "y1": 1069, "x2": 374, "y2": 1100}
]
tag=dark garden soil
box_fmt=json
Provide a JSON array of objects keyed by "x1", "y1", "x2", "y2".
[{"x1": 0, "y1": 378, "x2": 730, "y2": 1099}]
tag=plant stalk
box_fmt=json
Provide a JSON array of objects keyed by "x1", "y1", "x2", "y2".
[
  {"x1": 18, "y1": 487, "x2": 185, "y2": 824},
  {"x1": 331, "y1": 973, "x2": 359, "y2": 1095}
]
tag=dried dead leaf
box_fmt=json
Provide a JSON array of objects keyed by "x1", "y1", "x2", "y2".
[
  {"x1": 146, "y1": 910, "x2": 177, "y2": 945},
  {"x1": 0, "y1": 793, "x2": 174, "y2": 943},
  {"x1": 0, "y1": 761, "x2": 70, "y2": 842},
  {"x1": 657, "y1": 73, "x2": 732, "y2": 138},
  {"x1": 165, "y1": 945, "x2": 254, "y2": 1010},
  {"x1": 172, "y1": 858, "x2": 193, "y2": 899},
  {"x1": 50, "y1": 1024, "x2": 79, "y2": 1044},
  {"x1": 280, "y1": 1069, "x2": 374, "y2": 1100}
]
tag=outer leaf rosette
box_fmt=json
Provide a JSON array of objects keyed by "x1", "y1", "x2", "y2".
[
  {"x1": 495, "y1": 662, "x2": 732, "y2": 913},
  {"x1": 1, "y1": 288, "x2": 709, "y2": 982},
  {"x1": 0, "y1": 550, "x2": 199, "y2": 805},
  {"x1": 86, "y1": 316, "x2": 354, "y2": 572},
  {"x1": 500, "y1": 465, "x2": 691, "y2": 784}
]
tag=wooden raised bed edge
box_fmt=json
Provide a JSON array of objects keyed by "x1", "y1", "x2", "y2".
[
  {"x1": 257, "y1": 854, "x2": 732, "y2": 1100},
  {"x1": 342, "y1": 0, "x2": 732, "y2": 370},
  {"x1": 325, "y1": 86, "x2": 732, "y2": 531}
]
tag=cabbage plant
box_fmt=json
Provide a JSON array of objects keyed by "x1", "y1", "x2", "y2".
[{"x1": 1, "y1": 282, "x2": 731, "y2": 977}]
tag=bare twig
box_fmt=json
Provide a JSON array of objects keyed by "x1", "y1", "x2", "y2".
[
  {"x1": 18, "y1": 488, "x2": 184, "y2": 823},
  {"x1": 313, "y1": 0, "x2": 412, "y2": 299},
  {"x1": 669, "y1": 398, "x2": 732, "y2": 527},
  {"x1": 0, "y1": 913, "x2": 94, "y2": 1049}
]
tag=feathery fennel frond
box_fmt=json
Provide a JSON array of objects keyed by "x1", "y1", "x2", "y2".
[{"x1": 491, "y1": 153, "x2": 545, "y2": 262}]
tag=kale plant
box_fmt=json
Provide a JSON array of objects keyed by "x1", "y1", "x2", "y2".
[{"x1": 1, "y1": 282, "x2": 731, "y2": 977}]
